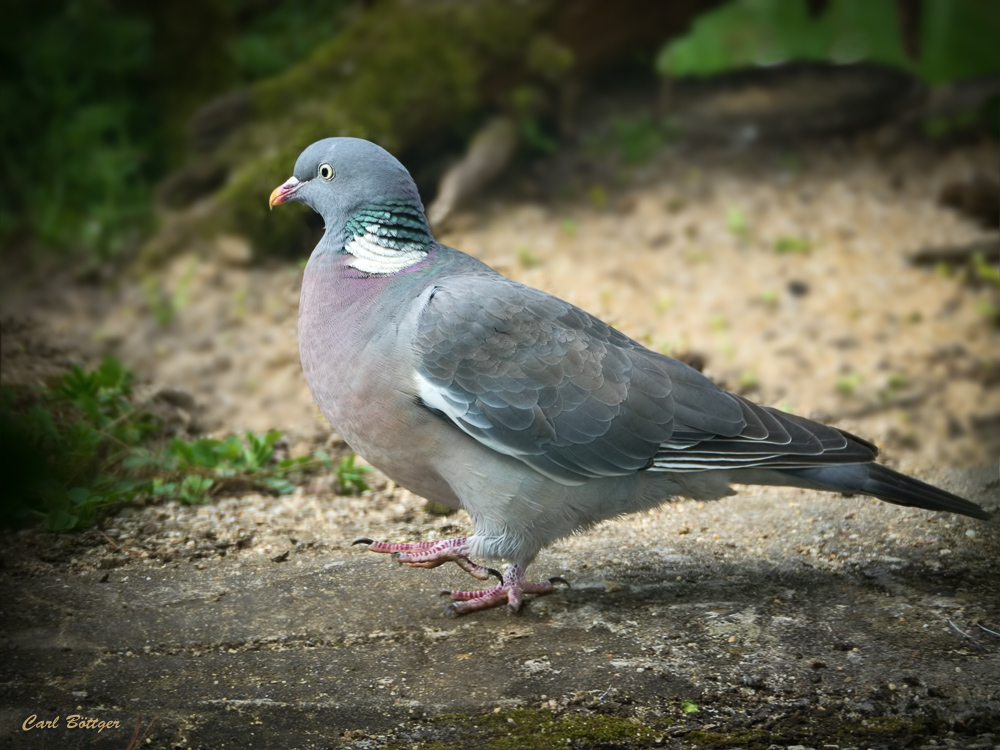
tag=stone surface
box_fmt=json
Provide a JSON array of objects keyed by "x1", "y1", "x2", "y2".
[{"x1": 1, "y1": 465, "x2": 996, "y2": 749}]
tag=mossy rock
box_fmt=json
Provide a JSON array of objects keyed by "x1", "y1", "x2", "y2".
[{"x1": 198, "y1": 0, "x2": 548, "y2": 260}]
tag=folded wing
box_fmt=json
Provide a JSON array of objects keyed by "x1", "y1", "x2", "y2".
[{"x1": 414, "y1": 273, "x2": 876, "y2": 486}]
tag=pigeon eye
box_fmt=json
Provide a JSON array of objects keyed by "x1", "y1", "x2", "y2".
[{"x1": 318, "y1": 163, "x2": 335, "y2": 181}]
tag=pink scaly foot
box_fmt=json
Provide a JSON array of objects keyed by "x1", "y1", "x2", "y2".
[
  {"x1": 352, "y1": 536, "x2": 501, "y2": 582},
  {"x1": 442, "y1": 563, "x2": 569, "y2": 616}
]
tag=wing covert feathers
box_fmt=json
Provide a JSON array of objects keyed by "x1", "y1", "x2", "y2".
[{"x1": 415, "y1": 273, "x2": 881, "y2": 483}]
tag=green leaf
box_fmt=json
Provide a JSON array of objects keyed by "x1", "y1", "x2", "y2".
[
  {"x1": 95, "y1": 356, "x2": 129, "y2": 391},
  {"x1": 151, "y1": 478, "x2": 177, "y2": 497},
  {"x1": 178, "y1": 474, "x2": 214, "y2": 504},
  {"x1": 215, "y1": 435, "x2": 244, "y2": 462},
  {"x1": 168, "y1": 437, "x2": 196, "y2": 466},
  {"x1": 66, "y1": 487, "x2": 92, "y2": 505},
  {"x1": 47, "y1": 508, "x2": 80, "y2": 531},
  {"x1": 263, "y1": 477, "x2": 296, "y2": 495},
  {"x1": 188, "y1": 438, "x2": 223, "y2": 468},
  {"x1": 128, "y1": 447, "x2": 155, "y2": 468},
  {"x1": 334, "y1": 453, "x2": 372, "y2": 495},
  {"x1": 238, "y1": 429, "x2": 283, "y2": 471},
  {"x1": 112, "y1": 476, "x2": 150, "y2": 496},
  {"x1": 41, "y1": 484, "x2": 80, "y2": 531}
]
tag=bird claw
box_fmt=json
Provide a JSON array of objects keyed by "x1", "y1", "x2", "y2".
[
  {"x1": 352, "y1": 536, "x2": 496, "y2": 580},
  {"x1": 454, "y1": 558, "x2": 502, "y2": 581},
  {"x1": 351, "y1": 536, "x2": 568, "y2": 614},
  {"x1": 441, "y1": 563, "x2": 567, "y2": 616}
]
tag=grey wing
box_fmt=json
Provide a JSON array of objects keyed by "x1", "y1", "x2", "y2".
[
  {"x1": 414, "y1": 275, "x2": 877, "y2": 486},
  {"x1": 414, "y1": 276, "x2": 680, "y2": 484}
]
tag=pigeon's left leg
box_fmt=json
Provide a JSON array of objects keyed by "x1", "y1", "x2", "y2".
[
  {"x1": 352, "y1": 537, "x2": 500, "y2": 581},
  {"x1": 443, "y1": 563, "x2": 569, "y2": 616}
]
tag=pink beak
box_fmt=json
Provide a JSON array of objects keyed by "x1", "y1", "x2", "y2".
[{"x1": 269, "y1": 176, "x2": 302, "y2": 208}]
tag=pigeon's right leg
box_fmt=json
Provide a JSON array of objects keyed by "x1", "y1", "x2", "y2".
[{"x1": 352, "y1": 537, "x2": 501, "y2": 581}]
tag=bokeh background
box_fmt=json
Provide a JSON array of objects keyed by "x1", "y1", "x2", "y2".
[{"x1": 3, "y1": 0, "x2": 997, "y2": 263}]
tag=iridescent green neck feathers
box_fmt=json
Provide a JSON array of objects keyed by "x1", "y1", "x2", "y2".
[{"x1": 343, "y1": 202, "x2": 432, "y2": 274}]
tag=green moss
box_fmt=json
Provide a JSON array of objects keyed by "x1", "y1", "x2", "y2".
[
  {"x1": 683, "y1": 714, "x2": 933, "y2": 749},
  {"x1": 214, "y1": 0, "x2": 546, "y2": 258},
  {"x1": 388, "y1": 708, "x2": 981, "y2": 749},
  {"x1": 691, "y1": 712, "x2": 939, "y2": 749},
  {"x1": 684, "y1": 727, "x2": 777, "y2": 748},
  {"x1": 426, "y1": 708, "x2": 663, "y2": 750}
]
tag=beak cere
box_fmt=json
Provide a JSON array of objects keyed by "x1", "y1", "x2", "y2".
[{"x1": 269, "y1": 176, "x2": 302, "y2": 208}]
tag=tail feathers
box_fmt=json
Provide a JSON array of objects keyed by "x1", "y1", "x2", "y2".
[
  {"x1": 861, "y1": 464, "x2": 990, "y2": 520},
  {"x1": 782, "y1": 464, "x2": 990, "y2": 520}
]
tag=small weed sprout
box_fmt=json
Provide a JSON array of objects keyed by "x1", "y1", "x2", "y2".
[
  {"x1": 726, "y1": 207, "x2": 749, "y2": 239},
  {"x1": 517, "y1": 246, "x2": 542, "y2": 269},
  {"x1": 588, "y1": 185, "x2": 608, "y2": 210},
  {"x1": 655, "y1": 296, "x2": 674, "y2": 314},
  {"x1": 334, "y1": 453, "x2": 372, "y2": 495},
  {"x1": 760, "y1": 288, "x2": 779, "y2": 306},
  {"x1": 738, "y1": 369, "x2": 758, "y2": 392},
  {"x1": 972, "y1": 252, "x2": 1000, "y2": 288},
  {"x1": 878, "y1": 373, "x2": 908, "y2": 403},
  {"x1": 835, "y1": 372, "x2": 863, "y2": 397},
  {"x1": 774, "y1": 236, "x2": 812, "y2": 254}
]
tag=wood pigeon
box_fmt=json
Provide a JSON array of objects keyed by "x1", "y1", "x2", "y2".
[{"x1": 270, "y1": 138, "x2": 990, "y2": 616}]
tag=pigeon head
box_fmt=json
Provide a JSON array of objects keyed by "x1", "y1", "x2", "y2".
[
  {"x1": 271, "y1": 138, "x2": 433, "y2": 273},
  {"x1": 270, "y1": 137, "x2": 423, "y2": 217}
]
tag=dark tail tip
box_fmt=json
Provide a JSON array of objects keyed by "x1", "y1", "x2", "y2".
[{"x1": 863, "y1": 464, "x2": 991, "y2": 520}]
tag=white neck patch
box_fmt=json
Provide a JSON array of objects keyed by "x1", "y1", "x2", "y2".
[{"x1": 345, "y1": 225, "x2": 427, "y2": 274}]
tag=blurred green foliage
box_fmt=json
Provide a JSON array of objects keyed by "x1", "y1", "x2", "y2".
[
  {"x1": 1, "y1": 357, "x2": 156, "y2": 529},
  {"x1": 331, "y1": 452, "x2": 372, "y2": 496},
  {"x1": 1, "y1": 0, "x2": 346, "y2": 262},
  {"x1": 229, "y1": 0, "x2": 344, "y2": 82},
  {"x1": 1, "y1": 0, "x2": 155, "y2": 258},
  {"x1": 613, "y1": 116, "x2": 666, "y2": 164},
  {"x1": 3, "y1": 0, "x2": 997, "y2": 264},
  {"x1": 657, "y1": 0, "x2": 1000, "y2": 83},
  {"x1": 0, "y1": 357, "x2": 348, "y2": 531}
]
